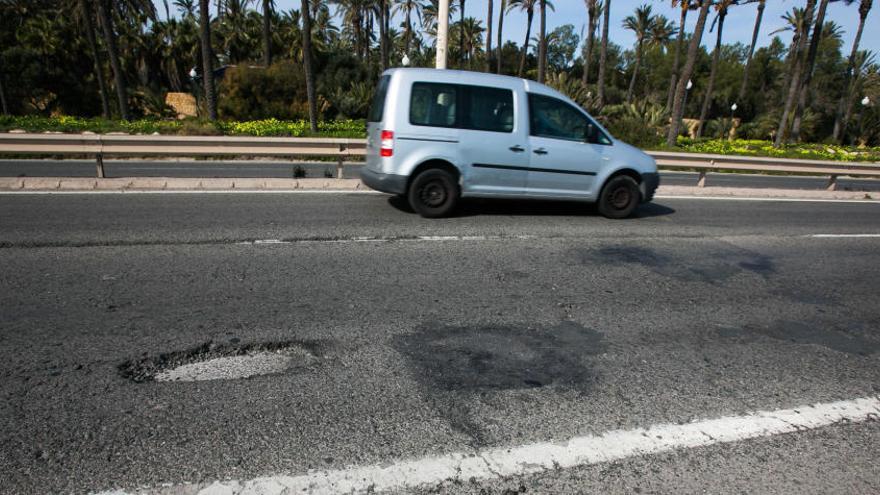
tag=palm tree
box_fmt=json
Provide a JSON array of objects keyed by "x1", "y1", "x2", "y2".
[
  {"x1": 622, "y1": 4, "x2": 654, "y2": 103},
  {"x1": 596, "y1": 0, "x2": 611, "y2": 106},
  {"x1": 459, "y1": 17, "x2": 484, "y2": 62},
  {"x1": 774, "y1": 0, "x2": 817, "y2": 147},
  {"x1": 174, "y1": 0, "x2": 197, "y2": 16},
  {"x1": 834, "y1": 0, "x2": 873, "y2": 142},
  {"x1": 262, "y1": 0, "x2": 273, "y2": 66},
  {"x1": 393, "y1": 0, "x2": 422, "y2": 53},
  {"x1": 771, "y1": 7, "x2": 808, "y2": 107},
  {"x1": 301, "y1": 0, "x2": 318, "y2": 132},
  {"x1": 737, "y1": 0, "x2": 765, "y2": 103},
  {"x1": 537, "y1": 0, "x2": 547, "y2": 82},
  {"x1": 95, "y1": 0, "x2": 130, "y2": 119},
  {"x1": 485, "y1": 0, "x2": 493, "y2": 71},
  {"x1": 77, "y1": 0, "x2": 111, "y2": 118},
  {"x1": 508, "y1": 0, "x2": 536, "y2": 77},
  {"x1": 582, "y1": 0, "x2": 600, "y2": 86},
  {"x1": 666, "y1": 0, "x2": 712, "y2": 146},
  {"x1": 198, "y1": 0, "x2": 217, "y2": 120},
  {"x1": 496, "y1": 0, "x2": 506, "y2": 73},
  {"x1": 666, "y1": 0, "x2": 694, "y2": 110},
  {"x1": 459, "y1": 0, "x2": 466, "y2": 67},
  {"x1": 790, "y1": 0, "x2": 840, "y2": 142},
  {"x1": 697, "y1": 0, "x2": 735, "y2": 138}
]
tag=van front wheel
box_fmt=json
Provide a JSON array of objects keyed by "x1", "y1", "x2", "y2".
[
  {"x1": 408, "y1": 169, "x2": 460, "y2": 218},
  {"x1": 597, "y1": 175, "x2": 640, "y2": 219}
]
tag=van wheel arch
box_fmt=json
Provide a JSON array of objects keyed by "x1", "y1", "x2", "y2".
[{"x1": 407, "y1": 160, "x2": 461, "y2": 193}]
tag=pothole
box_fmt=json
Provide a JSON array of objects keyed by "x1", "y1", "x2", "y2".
[{"x1": 119, "y1": 340, "x2": 321, "y2": 383}]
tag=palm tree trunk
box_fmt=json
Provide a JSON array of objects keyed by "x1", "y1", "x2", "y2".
[
  {"x1": 791, "y1": 0, "x2": 829, "y2": 142},
  {"x1": 738, "y1": 0, "x2": 764, "y2": 103},
  {"x1": 833, "y1": 0, "x2": 871, "y2": 142},
  {"x1": 496, "y1": 0, "x2": 506, "y2": 73},
  {"x1": 460, "y1": 0, "x2": 466, "y2": 66},
  {"x1": 626, "y1": 42, "x2": 642, "y2": 103},
  {"x1": 301, "y1": 0, "x2": 318, "y2": 133},
  {"x1": 404, "y1": 7, "x2": 413, "y2": 54},
  {"x1": 0, "y1": 68, "x2": 8, "y2": 115},
  {"x1": 582, "y1": 1, "x2": 597, "y2": 87},
  {"x1": 666, "y1": 0, "x2": 712, "y2": 146},
  {"x1": 774, "y1": 0, "x2": 817, "y2": 147},
  {"x1": 96, "y1": 0, "x2": 129, "y2": 120},
  {"x1": 80, "y1": 0, "x2": 111, "y2": 118},
  {"x1": 697, "y1": 7, "x2": 727, "y2": 138},
  {"x1": 262, "y1": 0, "x2": 272, "y2": 66},
  {"x1": 597, "y1": 0, "x2": 611, "y2": 107},
  {"x1": 666, "y1": 5, "x2": 687, "y2": 110},
  {"x1": 380, "y1": 0, "x2": 389, "y2": 69},
  {"x1": 518, "y1": 9, "x2": 533, "y2": 77},
  {"x1": 199, "y1": 0, "x2": 218, "y2": 120},
  {"x1": 537, "y1": 0, "x2": 547, "y2": 82},
  {"x1": 486, "y1": 0, "x2": 494, "y2": 71}
]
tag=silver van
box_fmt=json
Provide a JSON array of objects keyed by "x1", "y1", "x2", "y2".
[{"x1": 360, "y1": 68, "x2": 659, "y2": 219}]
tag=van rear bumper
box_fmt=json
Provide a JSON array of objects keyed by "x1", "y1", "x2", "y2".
[{"x1": 360, "y1": 168, "x2": 408, "y2": 195}]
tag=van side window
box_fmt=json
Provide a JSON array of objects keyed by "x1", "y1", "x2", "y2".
[
  {"x1": 463, "y1": 86, "x2": 514, "y2": 133},
  {"x1": 368, "y1": 75, "x2": 390, "y2": 123},
  {"x1": 528, "y1": 93, "x2": 612, "y2": 145},
  {"x1": 410, "y1": 83, "x2": 458, "y2": 128}
]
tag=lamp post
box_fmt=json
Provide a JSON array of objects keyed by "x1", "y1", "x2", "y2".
[
  {"x1": 681, "y1": 79, "x2": 693, "y2": 118},
  {"x1": 729, "y1": 103, "x2": 738, "y2": 140},
  {"x1": 402, "y1": 54, "x2": 411, "y2": 67},
  {"x1": 436, "y1": 0, "x2": 449, "y2": 69},
  {"x1": 857, "y1": 96, "x2": 871, "y2": 145}
]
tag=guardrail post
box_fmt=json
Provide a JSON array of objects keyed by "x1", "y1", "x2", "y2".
[
  {"x1": 337, "y1": 143, "x2": 346, "y2": 179},
  {"x1": 697, "y1": 170, "x2": 707, "y2": 188},
  {"x1": 95, "y1": 153, "x2": 105, "y2": 178},
  {"x1": 827, "y1": 175, "x2": 838, "y2": 191}
]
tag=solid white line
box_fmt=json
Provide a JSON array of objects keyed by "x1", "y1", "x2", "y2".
[
  {"x1": 94, "y1": 396, "x2": 880, "y2": 495},
  {"x1": 655, "y1": 195, "x2": 880, "y2": 203},
  {"x1": 237, "y1": 235, "x2": 536, "y2": 246},
  {"x1": 809, "y1": 234, "x2": 880, "y2": 238},
  {"x1": 0, "y1": 189, "x2": 381, "y2": 195}
]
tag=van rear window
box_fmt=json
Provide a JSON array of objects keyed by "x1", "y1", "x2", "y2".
[{"x1": 368, "y1": 76, "x2": 390, "y2": 122}]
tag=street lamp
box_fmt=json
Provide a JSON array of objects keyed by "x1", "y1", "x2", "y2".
[
  {"x1": 857, "y1": 96, "x2": 871, "y2": 145},
  {"x1": 402, "y1": 54, "x2": 411, "y2": 67},
  {"x1": 682, "y1": 79, "x2": 693, "y2": 118},
  {"x1": 436, "y1": 0, "x2": 449, "y2": 69},
  {"x1": 729, "y1": 103, "x2": 738, "y2": 140}
]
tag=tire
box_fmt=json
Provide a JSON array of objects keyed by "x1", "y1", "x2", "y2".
[
  {"x1": 597, "y1": 175, "x2": 640, "y2": 219},
  {"x1": 407, "y1": 168, "x2": 460, "y2": 218}
]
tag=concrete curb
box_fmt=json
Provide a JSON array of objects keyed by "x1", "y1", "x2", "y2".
[{"x1": 0, "y1": 177, "x2": 876, "y2": 200}]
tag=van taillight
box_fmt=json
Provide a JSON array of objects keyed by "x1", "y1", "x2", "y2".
[{"x1": 380, "y1": 130, "x2": 394, "y2": 157}]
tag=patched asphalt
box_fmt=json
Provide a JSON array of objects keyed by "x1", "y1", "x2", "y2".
[{"x1": 0, "y1": 193, "x2": 879, "y2": 494}]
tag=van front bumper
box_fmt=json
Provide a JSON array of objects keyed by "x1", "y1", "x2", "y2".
[
  {"x1": 640, "y1": 172, "x2": 660, "y2": 203},
  {"x1": 360, "y1": 168, "x2": 408, "y2": 195}
]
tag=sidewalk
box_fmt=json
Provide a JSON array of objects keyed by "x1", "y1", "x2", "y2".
[{"x1": 0, "y1": 177, "x2": 875, "y2": 200}]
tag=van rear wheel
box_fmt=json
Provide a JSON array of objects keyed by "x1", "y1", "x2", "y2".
[
  {"x1": 408, "y1": 169, "x2": 460, "y2": 218},
  {"x1": 597, "y1": 175, "x2": 640, "y2": 219}
]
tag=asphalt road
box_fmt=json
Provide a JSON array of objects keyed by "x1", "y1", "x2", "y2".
[
  {"x1": 2, "y1": 158, "x2": 880, "y2": 191},
  {"x1": 1, "y1": 193, "x2": 879, "y2": 494}
]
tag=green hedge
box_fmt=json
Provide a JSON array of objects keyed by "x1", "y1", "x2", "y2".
[
  {"x1": 2, "y1": 116, "x2": 879, "y2": 163},
  {"x1": 0, "y1": 116, "x2": 365, "y2": 138}
]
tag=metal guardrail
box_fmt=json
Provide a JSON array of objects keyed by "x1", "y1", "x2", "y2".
[
  {"x1": 0, "y1": 133, "x2": 366, "y2": 179},
  {"x1": 1, "y1": 133, "x2": 879, "y2": 190}
]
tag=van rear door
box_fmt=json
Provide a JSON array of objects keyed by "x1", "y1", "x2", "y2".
[{"x1": 366, "y1": 75, "x2": 391, "y2": 171}]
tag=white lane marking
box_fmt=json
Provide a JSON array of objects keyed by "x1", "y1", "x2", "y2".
[
  {"x1": 809, "y1": 234, "x2": 880, "y2": 238},
  {"x1": 655, "y1": 195, "x2": 879, "y2": 203},
  {"x1": 238, "y1": 235, "x2": 535, "y2": 245},
  {"x1": 94, "y1": 396, "x2": 880, "y2": 495}
]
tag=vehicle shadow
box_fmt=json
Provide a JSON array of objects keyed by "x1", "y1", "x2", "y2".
[{"x1": 387, "y1": 195, "x2": 676, "y2": 219}]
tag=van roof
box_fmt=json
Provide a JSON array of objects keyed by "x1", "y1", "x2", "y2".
[{"x1": 382, "y1": 68, "x2": 567, "y2": 100}]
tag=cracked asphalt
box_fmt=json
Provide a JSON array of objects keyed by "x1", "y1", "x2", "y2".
[{"x1": 1, "y1": 193, "x2": 879, "y2": 494}]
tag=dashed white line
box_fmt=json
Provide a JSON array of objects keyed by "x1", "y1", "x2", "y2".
[
  {"x1": 809, "y1": 234, "x2": 880, "y2": 238},
  {"x1": 238, "y1": 235, "x2": 536, "y2": 245},
  {"x1": 94, "y1": 395, "x2": 880, "y2": 495}
]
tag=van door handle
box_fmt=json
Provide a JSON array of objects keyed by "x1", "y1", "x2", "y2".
[
  {"x1": 533, "y1": 148, "x2": 548, "y2": 155},
  {"x1": 509, "y1": 145, "x2": 525, "y2": 153}
]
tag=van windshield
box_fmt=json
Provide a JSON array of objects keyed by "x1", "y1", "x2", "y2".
[{"x1": 368, "y1": 76, "x2": 391, "y2": 122}]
